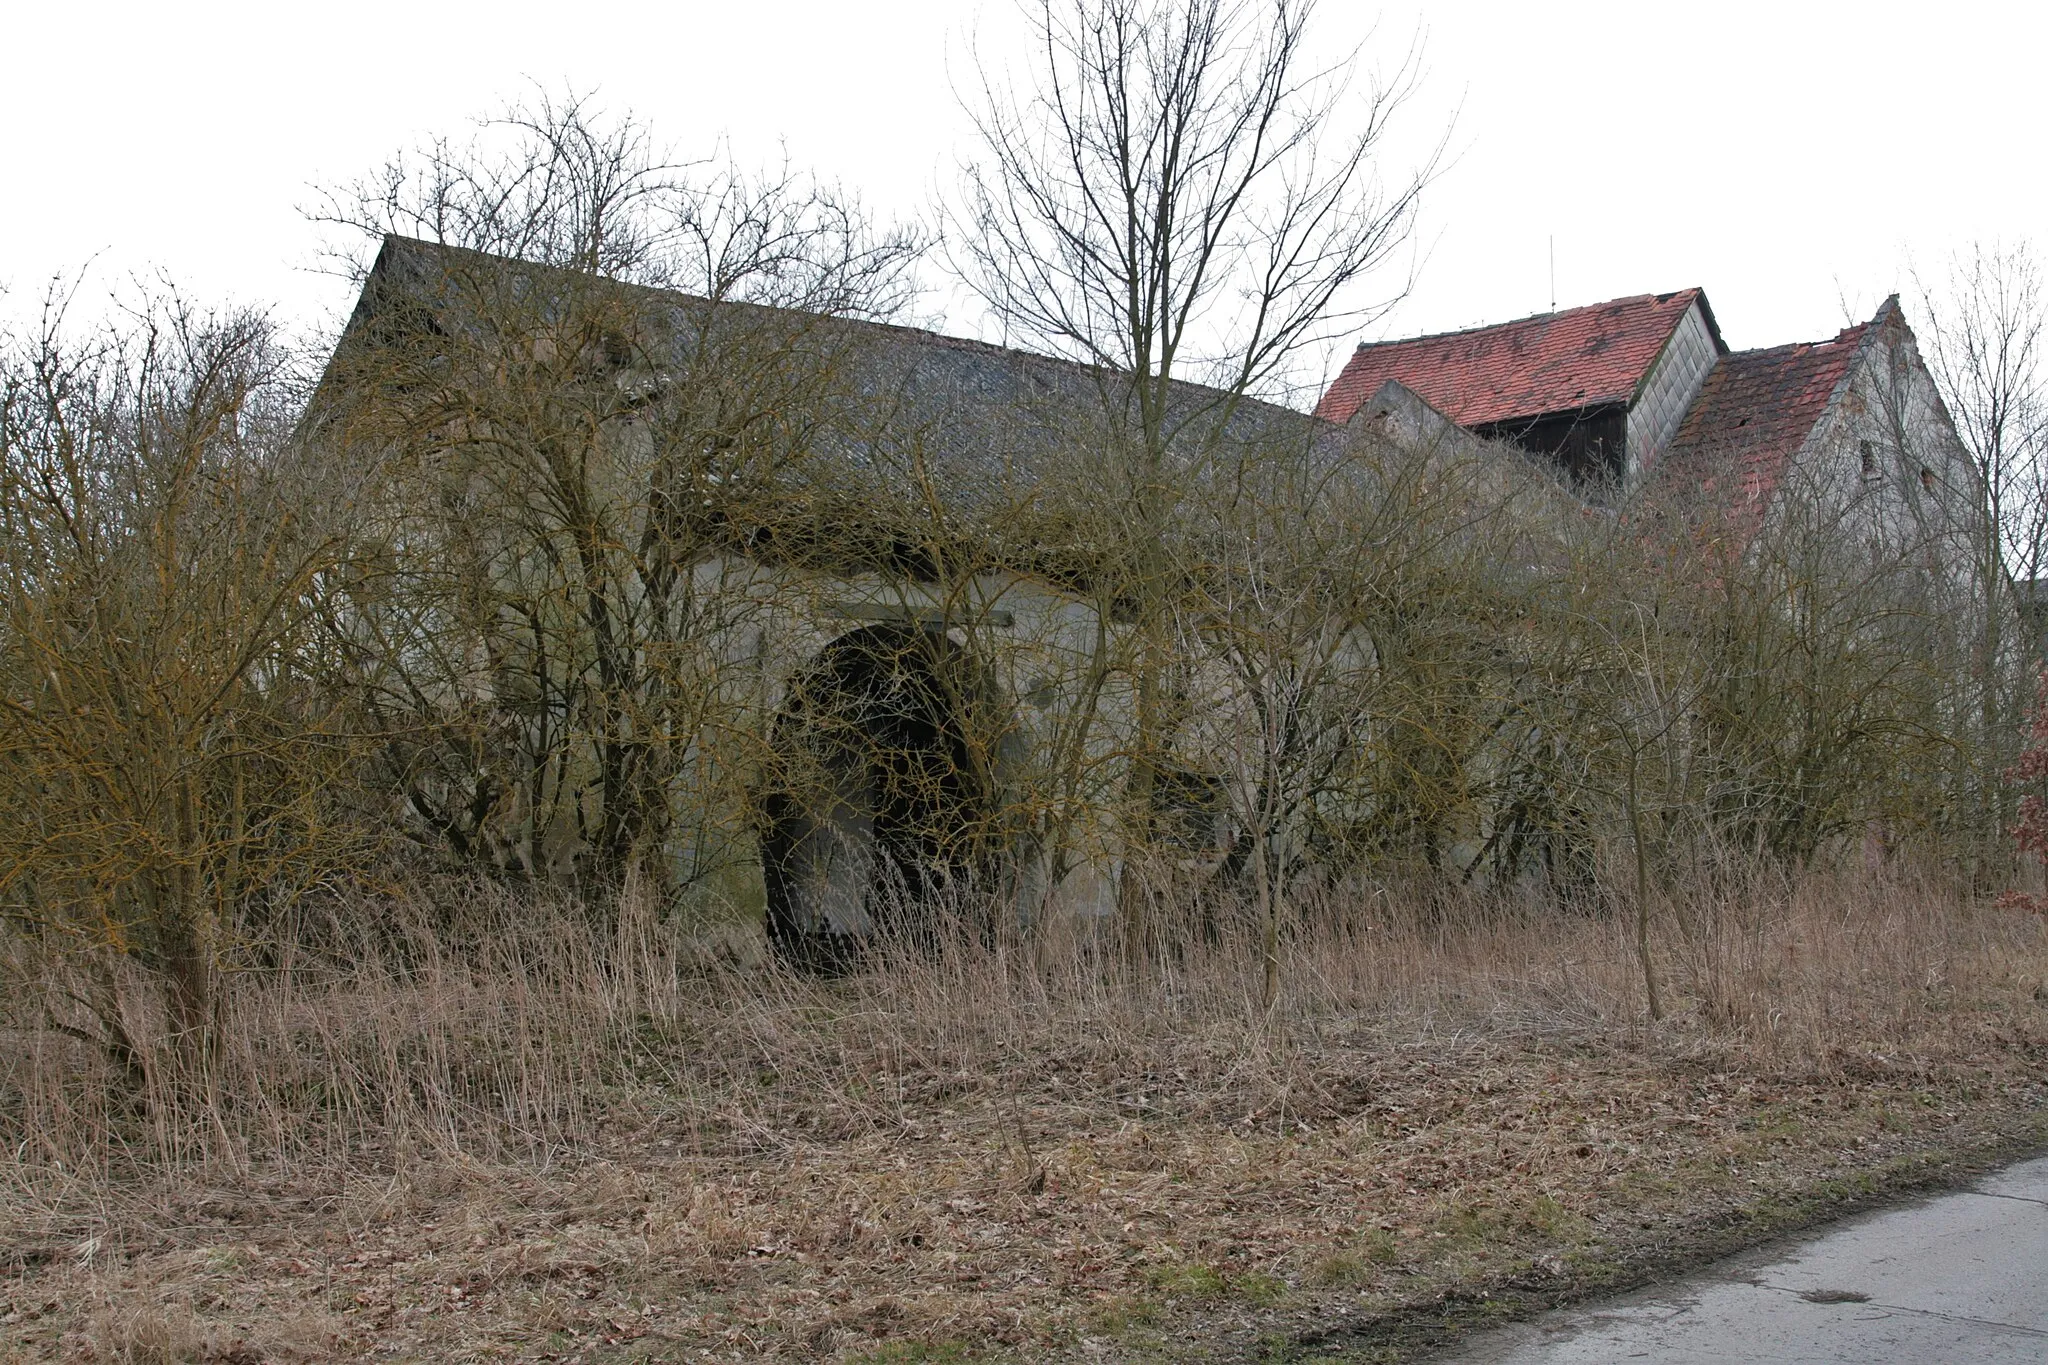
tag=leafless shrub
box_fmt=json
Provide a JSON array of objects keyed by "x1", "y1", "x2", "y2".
[{"x1": 0, "y1": 289, "x2": 371, "y2": 1073}]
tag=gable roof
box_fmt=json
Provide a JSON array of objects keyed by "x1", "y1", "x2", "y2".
[
  {"x1": 1652, "y1": 309, "x2": 1880, "y2": 535},
  {"x1": 314, "y1": 235, "x2": 1331, "y2": 567},
  {"x1": 1316, "y1": 289, "x2": 1721, "y2": 429}
]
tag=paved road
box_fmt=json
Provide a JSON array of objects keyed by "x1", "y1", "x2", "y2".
[{"x1": 1440, "y1": 1155, "x2": 2048, "y2": 1363}]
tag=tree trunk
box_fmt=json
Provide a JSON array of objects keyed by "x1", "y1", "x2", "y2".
[
  {"x1": 1627, "y1": 757, "x2": 1663, "y2": 1022},
  {"x1": 1255, "y1": 823, "x2": 1279, "y2": 1013}
]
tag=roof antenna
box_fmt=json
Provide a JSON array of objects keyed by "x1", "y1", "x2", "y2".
[{"x1": 1548, "y1": 236, "x2": 1556, "y2": 313}]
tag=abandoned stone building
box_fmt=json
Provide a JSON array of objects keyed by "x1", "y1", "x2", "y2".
[
  {"x1": 1319, "y1": 289, "x2": 1724, "y2": 493},
  {"x1": 1317, "y1": 288, "x2": 1972, "y2": 548},
  {"x1": 312, "y1": 238, "x2": 1988, "y2": 961}
]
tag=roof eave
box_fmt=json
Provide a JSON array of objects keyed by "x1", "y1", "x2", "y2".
[
  {"x1": 1692, "y1": 289, "x2": 1731, "y2": 356},
  {"x1": 1472, "y1": 398, "x2": 1631, "y2": 432}
]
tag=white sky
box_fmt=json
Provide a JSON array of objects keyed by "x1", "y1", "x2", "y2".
[{"x1": 4, "y1": 0, "x2": 2040, "y2": 378}]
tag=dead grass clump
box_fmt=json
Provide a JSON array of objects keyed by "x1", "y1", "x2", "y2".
[
  {"x1": 5, "y1": 861, "x2": 2040, "y2": 1193},
  {"x1": 56, "y1": 1275, "x2": 346, "y2": 1363},
  {"x1": 2, "y1": 861, "x2": 2045, "y2": 1360}
]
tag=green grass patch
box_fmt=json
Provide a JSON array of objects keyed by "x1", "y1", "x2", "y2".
[
  {"x1": 1085, "y1": 1292, "x2": 1165, "y2": 1337},
  {"x1": 1144, "y1": 1258, "x2": 1289, "y2": 1306},
  {"x1": 1145, "y1": 1259, "x2": 1229, "y2": 1299}
]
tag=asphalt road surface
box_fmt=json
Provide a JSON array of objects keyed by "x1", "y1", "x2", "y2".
[{"x1": 1439, "y1": 1154, "x2": 2048, "y2": 1363}]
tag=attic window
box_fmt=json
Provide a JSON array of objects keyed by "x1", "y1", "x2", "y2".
[{"x1": 1859, "y1": 440, "x2": 1878, "y2": 481}]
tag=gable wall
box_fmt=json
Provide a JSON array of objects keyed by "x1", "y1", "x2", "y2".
[
  {"x1": 1739, "y1": 308, "x2": 2004, "y2": 704},
  {"x1": 1790, "y1": 314, "x2": 1977, "y2": 571},
  {"x1": 1626, "y1": 300, "x2": 1720, "y2": 484}
]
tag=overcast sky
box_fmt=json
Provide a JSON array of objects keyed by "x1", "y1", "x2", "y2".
[{"x1": 4, "y1": 0, "x2": 2038, "y2": 378}]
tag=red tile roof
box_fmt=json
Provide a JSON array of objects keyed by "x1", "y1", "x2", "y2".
[
  {"x1": 1651, "y1": 313, "x2": 1877, "y2": 538},
  {"x1": 1316, "y1": 290, "x2": 1713, "y2": 428}
]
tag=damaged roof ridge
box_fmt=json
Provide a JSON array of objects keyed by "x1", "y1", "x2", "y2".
[
  {"x1": 1714, "y1": 316, "x2": 1879, "y2": 366},
  {"x1": 1316, "y1": 287, "x2": 1712, "y2": 428},
  {"x1": 1344, "y1": 287, "x2": 1708, "y2": 354}
]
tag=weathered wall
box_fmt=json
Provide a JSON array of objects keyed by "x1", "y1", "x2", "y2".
[
  {"x1": 1784, "y1": 306, "x2": 1981, "y2": 588},
  {"x1": 702, "y1": 556, "x2": 1145, "y2": 927},
  {"x1": 1627, "y1": 300, "x2": 1721, "y2": 484}
]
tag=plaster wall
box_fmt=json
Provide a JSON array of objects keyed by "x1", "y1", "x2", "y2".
[
  {"x1": 704, "y1": 556, "x2": 1147, "y2": 925},
  {"x1": 1750, "y1": 311, "x2": 2014, "y2": 753},
  {"x1": 1781, "y1": 314, "x2": 1981, "y2": 591}
]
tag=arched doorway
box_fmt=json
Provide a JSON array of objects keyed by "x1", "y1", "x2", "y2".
[{"x1": 759, "y1": 624, "x2": 1012, "y2": 969}]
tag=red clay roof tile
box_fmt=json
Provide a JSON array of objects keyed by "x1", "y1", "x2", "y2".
[
  {"x1": 1316, "y1": 290, "x2": 1709, "y2": 428},
  {"x1": 1652, "y1": 319, "x2": 1872, "y2": 539}
]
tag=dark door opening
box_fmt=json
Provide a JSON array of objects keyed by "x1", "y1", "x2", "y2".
[{"x1": 759, "y1": 624, "x2": 1009, "y2": 970}]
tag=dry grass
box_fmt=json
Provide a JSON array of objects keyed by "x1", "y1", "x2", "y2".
[{"x1": 4, "y1": 863, "x2": 2047, "y2": 1361}]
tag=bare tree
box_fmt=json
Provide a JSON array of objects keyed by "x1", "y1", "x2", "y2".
[
  {"x1": 1917, "y1": 243, "x2": 2048, "y2": 588},
  {"x1": 311, "y1": 87, "x2": 922, "y2": 316},
  {"x1": 1183, "y1": 413, "x2": 1528, "y2": 1007},
  {"x1": 1875, "y1": 258, "x2": 2039, "y2": 866},
  {"x1": 0, "y1": 288, "x2": 362, "y2": 1066},
  {"x1": 307, "y1": 92, "x2": 926, "y2": 912},
  {"x1": 954, "y1": 0, "x2": 1436, "y2": 402},
  {"x1": 952, "y1": 0, "x2": 1441, "y2": 943}
]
